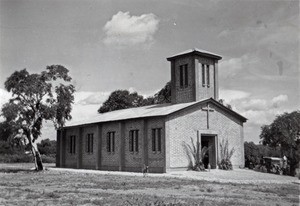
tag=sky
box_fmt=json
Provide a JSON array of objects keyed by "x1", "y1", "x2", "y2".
[{"x1": 0, "y1": 0, "x2": 299, "y2": 143}]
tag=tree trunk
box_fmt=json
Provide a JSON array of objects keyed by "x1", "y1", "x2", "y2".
[{"x1": 30, "y1": 139, "x2": 43, "y2": 171}]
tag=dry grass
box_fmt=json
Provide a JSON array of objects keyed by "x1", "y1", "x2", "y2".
[{"x1": 0, "y1": 163, "x2": 299, "y2": 206}]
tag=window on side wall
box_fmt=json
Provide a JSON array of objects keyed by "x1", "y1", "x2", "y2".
[
  {"x1": 86, "y1": 133, "x2": 94, "y2": 154},
  {"x1": 129, "y1": 130, "x2": 139, "y2": 152},
  {"x1": 179, "y1": 64, "x2": 188, "y2": 88},
  {"x1": 206, "y1": 64, "x2": 210, "y2": 87},
  {"x1": 152, "y1": 128, "x2": 162, "y2": 152},
  {"x1": 69, "y1": 135, "x2": 76, "y2": 154},
  {"x1": 202, "y1": 64, "x2": 206, "y2": 86},
  {"x1": 107, "y1": 132, "x2": 115, "y2": 153}
]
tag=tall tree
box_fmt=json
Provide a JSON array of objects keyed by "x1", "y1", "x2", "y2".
[
  {"x1": 260, "y1": 111, "x2": 300, "y2": 175},
  {"x1": 154, "y1": 81, "x2": 171, "y2": 104},
  {"x1": 98, "y1": 90, "x2": 145, "y2": 113},
  {"x1": 98, "y1": 81, "x2": 171, "y2": 114},
  {"x1": 1, "y1": 66, "x2": 75, "y2": 170}
]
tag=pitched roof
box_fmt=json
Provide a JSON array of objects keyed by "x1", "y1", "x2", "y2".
[
  {"x1": 64, "y1": 98, "x2": 247, "y2": 128},
  {"x1": 167, "y1": 48, "x2": 222, "y2": 61}
]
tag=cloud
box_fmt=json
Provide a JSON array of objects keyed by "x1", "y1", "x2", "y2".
[
  {"x1": 0, "y1": 88, "x2": 12, "y2": 106},
  {"x1": 219, "y1": 57, "x2": 243, "y2": 78},
  {"x1": 75, "y1": 91, "x2": 110, "y2": 105},
  {"x1": 271, "y1": 94, "x2": 288, "y2": 108},
  {"x1": 239, "y1": 94, "x2": 288, "y2": 112},
  {"x1": 219, "y1": 89, "x2": 250, "y2": 102},
  {"x1": 240, "y1": 99, "x2": 268, "y2": 111},
  {"x1": 0, "y1": 88, "x2": 12, "y2": 121},
  {"x1": 103, "y1": 11, "x2": 160, "y2": 46}
]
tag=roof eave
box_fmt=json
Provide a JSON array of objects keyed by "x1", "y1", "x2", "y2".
[{"x1": 167, "y1": 51, "x2": 222, "y2": 61}]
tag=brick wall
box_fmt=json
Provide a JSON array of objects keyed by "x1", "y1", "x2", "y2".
[
  {"x1": 171, "y1": 55, "x2": 217, "y2": 104},
  {"x1": 101, "y1": 122, "x2": 120, "y2": 171},
  {"x1": 196, "y1": 56, "x2": 215, "y2": 100},
  {"x1": 172, "y1": 55, "x2": 195, "y2": 104},
  {"x1": 147, "y1": 117, "x2": 165, "y2": 172},
  {"x1": 166, "y1": 102, "x2": 244, "y2": 169},
  {"x1": 210, "y1": 105, "x2": 245, "y2": 168},
  {"x1": 61, "y1": 117, "x2": 167, "y2": 173},
  {"x1": 123, "y1": 119, "x2": 144, "y2": 172},
  {"x1": 82, "y1": 125, "x2": 98, "y2": 169},
  {"x1": 64, "y1": 127, "x2": 79, "y2": 168}
]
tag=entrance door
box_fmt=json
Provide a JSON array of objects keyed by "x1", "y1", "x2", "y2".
[
  {"x1": 201, "y1": 135, "x2": 216, "y2": 169},
  {"x1": 201, "y1": 140, "x2": 209, "y2": 168}
]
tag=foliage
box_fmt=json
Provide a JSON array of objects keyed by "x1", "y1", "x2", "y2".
[
  {"x1": 0, "y1": 140, "x2": 20, "y2": 155},
  {"x1": 218, "y1": 99, "x2": 232, "y2": 110},
  {"x1": 98, "y1": 81, "x2": 171, "y2": 113},
  {"x1": 244, "y1": 141, "x2": 280, "y2": 168},
  {"x1": 183, "y1": 137, "x2": 211, "y2": 171},
  {"x1": 98, "y1": 90, "x2": 146, "y2": 113},
  {"x1": 1, "y1": 65, "x2": 75, "y2": 170},
  {"x1": 260, "y1": 111, "x2": 300, "y2": 175},
  {"x1": 0, "y1": 139, "x2": 55, "y2": 163},
  {"x1": 0, "y1": 153, "x2": 33, "y2": 163},
  {"x1": 37, "y1": 139, "x2": 56, "y2": 155},
  {"x1": 218, "y1": 138, "x2": 235, "y2": 170},
  {"x1": 0, "y1": 121, "x2": 14, "y2": 141},
  {"x1": 153, "y1": 81, "x2": 171, "y2": 104}
]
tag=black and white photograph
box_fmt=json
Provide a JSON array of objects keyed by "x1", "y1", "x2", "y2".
[{"x1": 0, "y1": 0, "x2": 299, "y2": 205}]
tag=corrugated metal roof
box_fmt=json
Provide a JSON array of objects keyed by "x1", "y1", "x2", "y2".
[
  {"x1": 65, "y1": 100, "x2": 200, "y2": 127},
  {"x1": 167, "y1": 48, "x2": 222, "y2": 61},
  {"x1": 64, "y1": 98, "x2": 247, "y2": 128}
]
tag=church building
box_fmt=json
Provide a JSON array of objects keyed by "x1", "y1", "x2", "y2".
[{"x1": 56, "y1": 48, "x2": 247, "y2": 173}]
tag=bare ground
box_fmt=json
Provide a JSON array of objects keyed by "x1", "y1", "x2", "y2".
[{"x1": 0, "y1": 163, "x2": 299, "y2": 206}]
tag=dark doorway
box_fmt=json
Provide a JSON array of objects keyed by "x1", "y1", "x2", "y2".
[
  {"x1": 201, "y1": 140, "x2": 209, "y2": 168},
  {"x1": 201, "y1": 135, "x2": 216, "y2": 169}
]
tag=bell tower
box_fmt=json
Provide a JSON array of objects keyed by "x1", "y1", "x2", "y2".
[{"x1": 167, "y1": 48, "x2": 222, "y2": 104}]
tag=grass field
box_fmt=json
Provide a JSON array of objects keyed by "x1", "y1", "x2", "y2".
[{"x1": 0, "y1": 163, "x2": 299, "y2": 206}]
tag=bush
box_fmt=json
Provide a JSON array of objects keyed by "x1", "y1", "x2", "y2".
[
  {"x1": 218, "y1": 138, "x2": 235, "y2": 170},
  {"x1": 244, "y1": 141, "x2": 281, "y2": 169},
  {"x1": 41, "y1": 154, "x2": 55, "y2": 163},
  {"x1": 183, "y1": 137, "x2": 211, "y2": 171},
  {"x1": 218, "y1": 159, "x2": 233, "y2": 170},
  {"x1": 0, "y1": 154, "x2": 55, "y2": 163},
  {"x1": 0, "y1": 140, "x2": 15, "y2": 155},
  {"x1": 37, "y1": 139, "x2": 56, "y2": 155},
  {"x1": 0, "y1": 153, "x2": 33, "y2": 163}
]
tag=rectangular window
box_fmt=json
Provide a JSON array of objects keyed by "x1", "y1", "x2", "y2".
[
  {"x1": 179, "y1": 64, "x2": 188, "y2": 88},
  {"x1": 152, "y1": 129, "x2": 156, "y2": 151},
  {"x1": 86, "y1": 133, "x2": 94, "y2": 154},
  {"x1": 184, "y1": 64, "x2": 188, "y2": 87},
  {"x1": 202, "y1": 64, "x2": 206, "y2": 86},
  {"x1": 129, "y1": 130, "x2": 139, "y2": 152},
  {"x1": 206, "y1": 65, "x2": 210, "y2": 87},
  {"x1": 157, "y1": 128, "x2": 162, "y2": 152},
  {"x1": 107, "y1": 132, "x2": 115, "y2": 152},
  {"x1": 69, "y1": 135, "x2": 76, "y2": 154},
  {"x1": 152, "y1": 128, "x2": 162, "y2": 152},
  {"x1": 179, "y1": 65, "x2": 184, "y2": 87}
]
